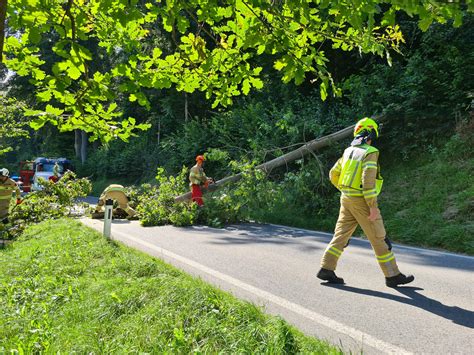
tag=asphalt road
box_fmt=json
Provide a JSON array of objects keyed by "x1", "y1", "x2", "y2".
[{"x1": 80, "y1": 218, "x2": 474, "y2": 354}]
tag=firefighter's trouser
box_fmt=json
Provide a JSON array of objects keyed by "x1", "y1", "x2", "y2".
[
  {"x1": 320, "y1": 195, "x2": 400, "y2": 277},
  {"x1": 95, "y1": 191, "x2": 136, "y2": 217},
  {"x1": 191, "y1": 184, "x2": 204, "y2": 206},
  {"x1": 0, "y1": 200, "x2": 10, "y2": 220}
]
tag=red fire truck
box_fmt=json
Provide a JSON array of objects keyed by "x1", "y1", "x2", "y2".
[
  {"x1": 18, "y1": 158, "x2": 73, "y2": 192},
  {"x1": 19, "y1": 161, "x2": 35, "y2": 193}
]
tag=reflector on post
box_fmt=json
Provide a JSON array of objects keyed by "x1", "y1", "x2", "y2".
[{"x1": 103, "y1": 198, "x2": 113, "y2": 239}]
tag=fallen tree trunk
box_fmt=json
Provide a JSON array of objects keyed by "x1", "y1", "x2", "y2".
[{"x1": 175, "y1": 115, "x2": 384, "y2": 202}]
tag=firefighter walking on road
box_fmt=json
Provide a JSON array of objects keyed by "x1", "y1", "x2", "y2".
[
  {"x1": 93, "y1": 184, "x2": 137, "y2": 219},
  {"x1": 317, "y1": 118, "x2": 415, "y2": 288},
  {"x1": 0, "y1": 168, "x2": 22, "y2": 222},
  {"x1": 189, "y1": 155, "x2": 213, "y2": 206}
]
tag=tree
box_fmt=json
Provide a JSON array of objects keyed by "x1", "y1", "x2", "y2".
[
  {"x1": 0, "y1": 96, "x2": 29, "y2": 156},
  {"x1": 0, "y1": 0, "x2": 470, "y2": 142}
]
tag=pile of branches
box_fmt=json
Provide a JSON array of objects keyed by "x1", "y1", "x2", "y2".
[{"x1": 1, "y1": 171, "x2": 92, "y2": 240}]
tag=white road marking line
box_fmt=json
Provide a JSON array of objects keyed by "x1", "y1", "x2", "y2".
[{"x1": 111, "y1": 228, "x2": 412, "y2": 355}]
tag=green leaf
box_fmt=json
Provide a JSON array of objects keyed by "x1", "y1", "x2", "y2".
[
  {"x1": 28, "y1": 28, "x2": 42, "y2": 44},
  {"x1": 32, "y1": 68, "x2": 46, "y2": 80},
  {"x1": 153, "y1": 47, "x2": 162, "y2": 58},
  {"x1": 177, "y1": 16, "x2": 190, "y2": 33},
  {"x1": 5, "y1": 36, "x2": 21, "y2": 49},
  {"x1": 37, "y1": 90, "x2": 52, "y2": 102},
  {"x1": 320, "y1": 81, "x2": 328, "y2": 101},
  {"x1": 294, "y1": 68, "x2": 305, "y2": 85},
  {"x1": 242, "y1": 79, "x2": 251, "y2": 95},
  {"x1": 30, "y1": 117, "x2": 47, "y2": 130},
  {"x1": 67, "y1": 66, "x2": 81, "y2": 80},
  {"x1": 274, "y1": 60, "x2": 286, "y2": 71},
  {"x1": 418, "y1": 17, "x2": 433, "y2": 32},
  {"x1": 24, "y1": 109, "x2": 43, "y2": 117},
  {"x1": 453, "y1": 12, "x2": 463, "y2": 28},
  {"x1": 45, "y1": 105, "x2": 64, "y2": 116},
  {"x1": 249, "y1": 77, "x2": 263, "y2": 89}
]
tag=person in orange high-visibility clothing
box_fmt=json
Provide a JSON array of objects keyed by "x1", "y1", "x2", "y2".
[
  {"x1": 0, "y1": 168, "x2": 22, "y2": 222},
  {"x1": 189, "y1": 155, "x2": 213, "y2": 206},
  {"x1": 317, "y1": 118, "x2": 414, "y2": 288}
]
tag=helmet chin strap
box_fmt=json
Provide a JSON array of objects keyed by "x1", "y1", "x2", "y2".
[{"x1": 351, "y1": 131, "x2": 377, "y2": 146}]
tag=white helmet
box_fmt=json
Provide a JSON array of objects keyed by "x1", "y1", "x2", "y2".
[{"x1": 0, "y1": 168, "x2": 9, "y2": 177}]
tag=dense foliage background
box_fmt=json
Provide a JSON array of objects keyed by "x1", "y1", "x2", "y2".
[{"x1": 1, "y1": 13, "x2": 472, "y2": 253}]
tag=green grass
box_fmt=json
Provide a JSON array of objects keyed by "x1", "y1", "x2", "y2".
[
  {"x1": 381, "y1": 137, "x2": 473, "y2": 254},
  {"x1": 0, "y1": 219, "x2": 339, "y2": 353}
]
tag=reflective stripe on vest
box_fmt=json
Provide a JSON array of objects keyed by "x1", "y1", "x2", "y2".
[
  {"x1": 0, "y1": 186, "x2": 15, "y2": 191},
  {"x1": 189, "y1": 166, "x2": 205, "y2": 186},
  {"x1": 338, "y1": 144, "x2": 383, "y2": 196}
]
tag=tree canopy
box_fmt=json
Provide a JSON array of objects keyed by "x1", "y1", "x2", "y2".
[
  {"x1": 1, "y1": 0, "x2": 470, "y2": 141},
  {"x1": 0, "y1": 96, "x2": 29, "y2": 155}
]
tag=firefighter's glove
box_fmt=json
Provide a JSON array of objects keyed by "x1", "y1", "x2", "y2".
[
  {"x1": 368, "y1": 207, "x2": 380, "y2": 222},
  {"x1": 16, "y1": 198, "x2": 22, "y2": 205}
]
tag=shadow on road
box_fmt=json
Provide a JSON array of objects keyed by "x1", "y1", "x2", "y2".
[
  {"x1": 111, "y1": 220, "x2": 132, "y2": 224},
  {"x1": 224, "y1": 223, "x2": 329, "y2": 239},
  {"x1": 195, "y1": 223, "x2": 474, "y2": 271},
  {"x1": 322, "y1": 284, "x2": 474, "y2": 329},
  {"x1": 199, "y1": 223, "x2": 325, "y2": 252}
]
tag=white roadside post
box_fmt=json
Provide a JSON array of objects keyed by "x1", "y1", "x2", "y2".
[{"x1": 103, "y1": 199, "x2": 113, "y2": 239}]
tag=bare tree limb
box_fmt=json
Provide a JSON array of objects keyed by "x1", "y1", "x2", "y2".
[{"x1": 0, "y1": 0, "x2": 8, "y2": 63}]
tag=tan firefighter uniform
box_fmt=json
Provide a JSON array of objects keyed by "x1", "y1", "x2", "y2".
[
  {"x1": 320, "y1": 143, "x2": 401, "y2": 278},
  {"x1": 95, "y1": 184, "x2": 136, "y2": 217},
  {"x1": 0, "y1": 177, "x2": 21, "y2": 220}
]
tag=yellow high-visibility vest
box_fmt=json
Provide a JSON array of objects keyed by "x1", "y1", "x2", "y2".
[
  {"x1": 338, "y1": 144, "x2": 383, "y2": 197},
  {"x1": 189, "y1": 165, "x2": 207, "y2": 186}
]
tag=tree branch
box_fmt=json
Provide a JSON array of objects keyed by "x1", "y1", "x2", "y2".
[{"x1": 0, "y1": 0, "x2": 8, "y2": 62}]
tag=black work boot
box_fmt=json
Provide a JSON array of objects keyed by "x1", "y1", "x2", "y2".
[
  {"x1": 385, "y1": 273, "x2": 415, "y2": 288},
  {"x1": 317, "y1": 268, "x2": 345, "y2": 284}
]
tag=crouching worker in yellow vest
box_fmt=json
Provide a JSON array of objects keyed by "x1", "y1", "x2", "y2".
[
  {"x1": 0, "y1": 168, "x2": 22, "y2": 223},
  {"x1": 317, "y1": 118, "x2": 414, "y2": 288},
  {"x1": 92, "y1": 184, "x2": 137, "y2": 220}
]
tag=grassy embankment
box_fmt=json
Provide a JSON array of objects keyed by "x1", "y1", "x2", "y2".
[
  {"x1": 382, "y1": 133, "x2": 473, "y2": 254},
  {"x1": 0, "y1": 219, "x2": 338, "y2": 353}
]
